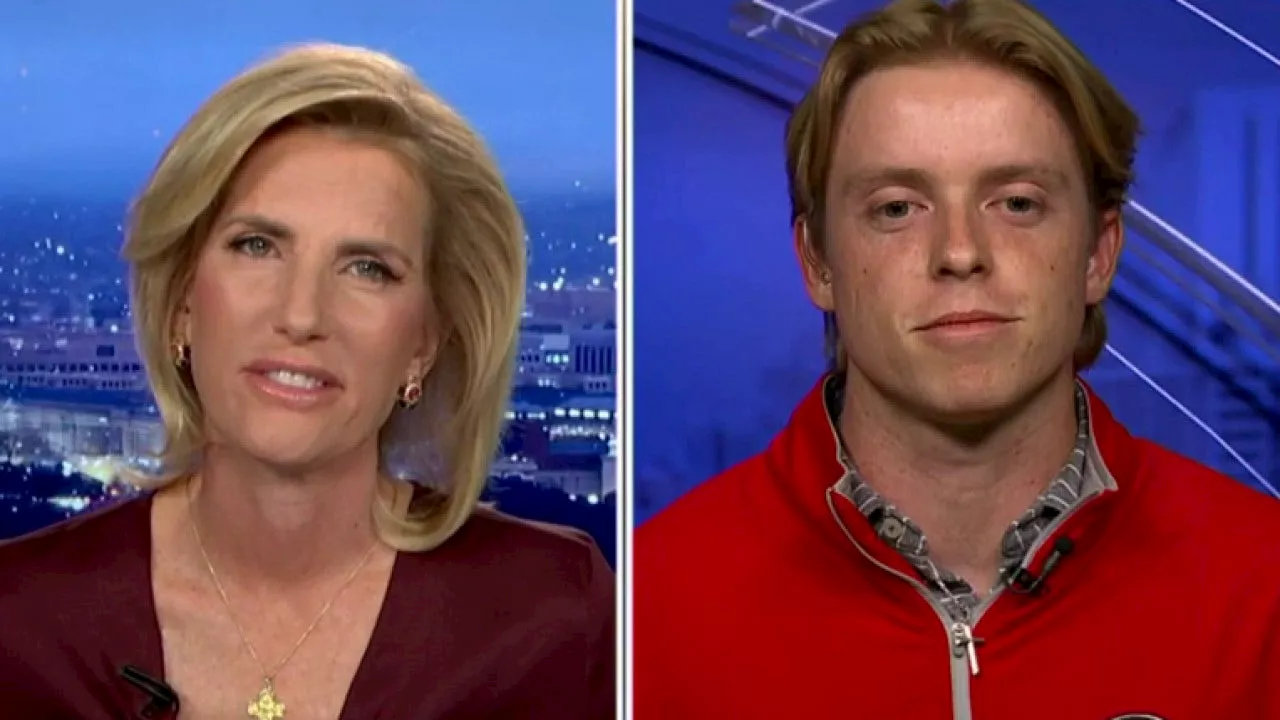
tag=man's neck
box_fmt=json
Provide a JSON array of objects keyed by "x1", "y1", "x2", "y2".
[{"x1": 838, "y1": 369, "x2": 1080, "y2": 589}]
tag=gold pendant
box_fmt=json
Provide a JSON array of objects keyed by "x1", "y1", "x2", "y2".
[{"x1": 247, "y1": 679, "x2": 286, "y2": 719}]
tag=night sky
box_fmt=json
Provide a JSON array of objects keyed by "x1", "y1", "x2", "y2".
[{"x1": 0, "y1": 0, "x2": 616, "y2": 199}]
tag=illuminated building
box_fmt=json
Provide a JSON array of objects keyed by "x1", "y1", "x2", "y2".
[
  {"x1": 0, "y1": 328, "x2": 148, "y2": 396},
  {"x1": 0, "y1": 325, "x2": 618, "y2": 499},
  {"x1": 524, "y1": 285, "x2": 615, "y2": 325},
  {"x1": 515, "y1": 320, "x2": 616, "y2": 392}
]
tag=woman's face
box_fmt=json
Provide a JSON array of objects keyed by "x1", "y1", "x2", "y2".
[{"x1": 179, "y1": 126, "x2": 437, "y2": 473}]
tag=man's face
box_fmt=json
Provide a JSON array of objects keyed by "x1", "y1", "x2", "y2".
[{"x1": 797, "y1": 60, "x2": 1122, "y2": 424}]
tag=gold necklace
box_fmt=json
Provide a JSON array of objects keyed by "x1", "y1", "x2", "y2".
[{"x1": 186, "y1": 483, "x2": 379, "y2": 720}]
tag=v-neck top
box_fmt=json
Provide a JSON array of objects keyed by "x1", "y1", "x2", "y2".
[{"x1": 0, "y1": 492, "x2": 615, "y2": 719}]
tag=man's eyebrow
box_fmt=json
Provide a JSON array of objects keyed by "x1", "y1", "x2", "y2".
[
  {"x1": 976, "y1": 163, "x2": 1070, "y2": 188},
  {"x1": 836, "y1": 163, "x2": 1070, "y2": 197},
  {"x1": 837, "y1": 167, "x2": 933, "y2": 197}
]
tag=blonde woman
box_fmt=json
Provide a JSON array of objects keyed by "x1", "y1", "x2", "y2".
[{"x1": 0, "y1": 44, "x2": 614, "y2": 719}]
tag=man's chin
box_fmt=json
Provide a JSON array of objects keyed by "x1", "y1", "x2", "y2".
[{"x1": 913, "y1": 372, "x2": 1060, "y2": 431}]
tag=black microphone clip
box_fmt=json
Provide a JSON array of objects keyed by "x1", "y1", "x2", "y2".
[
  {"x1": 120, "y1": 665, "x2": 180, "y2": 719},
  {"x1": 1008, "y1": 536, "x2": 1075, "y2": 596}
]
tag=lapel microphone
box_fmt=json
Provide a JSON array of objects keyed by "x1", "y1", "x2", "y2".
[{"x1": 119, "y1": 665, "x2": 180, "y2": 719}]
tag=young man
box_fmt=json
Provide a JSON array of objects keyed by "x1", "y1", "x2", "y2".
[{"x1": 635, "y1": 1, "x2": 1280, "y2": 718}]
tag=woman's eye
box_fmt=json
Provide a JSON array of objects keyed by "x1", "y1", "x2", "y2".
[
  {"x1": 349, "y1": 259, "x2": 396, "y2": 283},
  {"x1": 230, "y1": 235, "x2": 274, "y2": 257}
]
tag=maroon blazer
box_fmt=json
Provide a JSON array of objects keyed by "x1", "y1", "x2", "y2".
[{"x1": 0, "y1": 493, "x2": 615, "y2": 719}]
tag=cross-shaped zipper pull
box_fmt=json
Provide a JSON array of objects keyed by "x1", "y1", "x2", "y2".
[{"x1": 951, "y1": 622, "x2": 985, "y2": 676}]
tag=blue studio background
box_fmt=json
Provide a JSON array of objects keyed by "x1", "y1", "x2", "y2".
[{"x1": 634, "y1": 0, "x2": 1280, "y2": 523}]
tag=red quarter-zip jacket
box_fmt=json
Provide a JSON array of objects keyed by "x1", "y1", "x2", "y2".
[{"x1": 636, "y1": 377, "x2": 1280, "y2": 719}]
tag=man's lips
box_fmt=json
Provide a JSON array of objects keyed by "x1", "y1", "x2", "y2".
[{"x1": 916, "y1": 311, "x2": 1017, "y2": 331}]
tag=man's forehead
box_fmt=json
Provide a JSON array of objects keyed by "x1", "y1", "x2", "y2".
[
  {"x1": 837, "y1": 62, "x2": 1073, "y2": 139},
  {"x1": 832, "y1": 104, "x2": 1082, "y2": 188}
]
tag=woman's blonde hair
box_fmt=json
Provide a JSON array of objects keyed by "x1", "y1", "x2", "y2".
[
  {"x1": 786, "y1": 0, "x2": 1140, "y2": 372},
  {"x1": 123, "y1": 43, "x2": 526, "y2": 552}
]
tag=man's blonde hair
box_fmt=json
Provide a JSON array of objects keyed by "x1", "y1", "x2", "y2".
[
  {"x1": 123, "y1": 43, "x2": 526, "y2": 552},
  {"x1": 786, "y1": 0, "x2": 1140, "y2": 371}
]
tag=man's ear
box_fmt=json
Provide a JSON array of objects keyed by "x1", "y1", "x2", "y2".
[
  {"x1": 794, "y1": 217, "x2": 835, "y2": 312},
  {"x1": 1085, "y1": 207, "x2": 1124, "y2": 306}
]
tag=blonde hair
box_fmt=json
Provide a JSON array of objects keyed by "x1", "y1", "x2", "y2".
[
  {"x1": 786, "y1": 0, "x2": 1139, "y2": 372},
  {"x1": 123, "y1": 43, "x2": 526, "y2": 552}
]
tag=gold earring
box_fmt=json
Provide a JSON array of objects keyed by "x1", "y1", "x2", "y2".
[
  {"x1": 820, "y1": 271, "x2": 832, "y2": 284},
  {"x1": 171, "y1": 341, "x2": 190, "y2": 368},
  {"x1": 397, "y1": 378, "x2": 422, "y2": 409}
]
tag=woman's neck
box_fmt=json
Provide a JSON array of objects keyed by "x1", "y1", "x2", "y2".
[{"x1": 182, "y1": 443, "x2": 399, "y2": 589}]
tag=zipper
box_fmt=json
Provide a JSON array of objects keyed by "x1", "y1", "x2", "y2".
[
  {"x1": 951, "y1": 622, "x2": 982, "y2": 675},
  {"x1": 824, "y1": 489, "x2": 979, "y2": 720},
  {"x1": 825, "y1": 488, "x2": 990, "y2": 675},
  {"x1": 824, "y1": 486, "x2": 1107, "y2": 718}
]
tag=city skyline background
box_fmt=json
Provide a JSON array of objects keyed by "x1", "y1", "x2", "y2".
[{"x1": 0, "y1": 0, "x2": 619, "y2": 560}]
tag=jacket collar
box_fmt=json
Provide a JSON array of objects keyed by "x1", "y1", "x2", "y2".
[{"x1": 763, "y1": 374, "x2": 1137, "y2": 590}]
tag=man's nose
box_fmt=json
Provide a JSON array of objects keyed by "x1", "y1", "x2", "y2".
[{"x1": 931, "y1": 208, "x2": 992, "y2": 279}]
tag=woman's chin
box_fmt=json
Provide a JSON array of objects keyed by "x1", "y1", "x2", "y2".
[{"x1": 222, "y1": 433, "x2": 369, "y2": 478}]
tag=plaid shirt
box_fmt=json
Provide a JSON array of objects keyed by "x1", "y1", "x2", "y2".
[{"x1": 825, "y1": 376, "x2": 1094, "y2": 623}]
